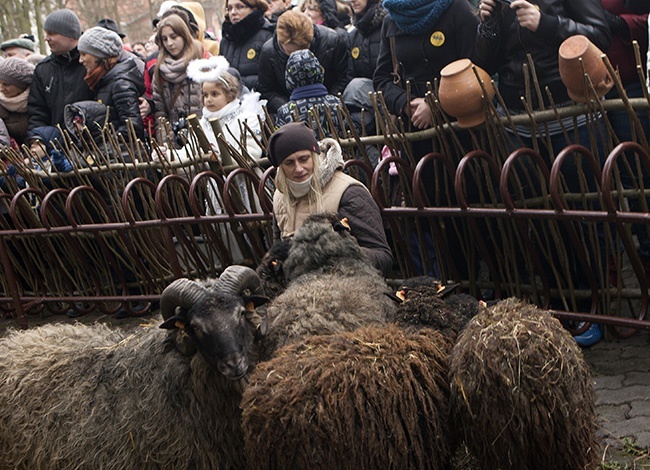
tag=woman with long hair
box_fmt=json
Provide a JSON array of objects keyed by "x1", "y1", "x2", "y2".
[{"x1": 152, "y1": 14, "x2": 208, "y2": 145}]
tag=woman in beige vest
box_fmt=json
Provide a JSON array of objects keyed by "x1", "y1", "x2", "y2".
[{"x1": 267, "y1": 122, "x2": 393, "y2": 275}]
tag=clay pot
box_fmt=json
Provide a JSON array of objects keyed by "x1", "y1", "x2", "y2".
[
  {"x1": 438, "y1": 58, "x2": 496, "y2": 128},
  {"x1": 558, "y1": 35, "x2": 613, "y2": 103}
]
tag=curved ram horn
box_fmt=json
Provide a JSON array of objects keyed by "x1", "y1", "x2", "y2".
[
  {"x1": 160, "y1": 278, "x2": 208, "y2": 321},
  {"x1": 218, "y1": 265, "x2": 264, "y2": 297}
]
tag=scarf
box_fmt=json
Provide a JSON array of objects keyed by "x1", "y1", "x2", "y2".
[
  {"x1": 158, "y1": 56, "x2": 188, "y2": 84},
  {"x1": 84, "y1": 65, "x2": 109, "y2": 91},
  {"x1": 222, "y1": 10, "x2": 266, "y2": 44},
  {"x1": 354, "y1": 3, "x2": 387, "y2": 37},
  {"x1": 382, "y1": 0, "x2": 454, "y2": 35},
  {"x1": 290, "y1": 83, "x2": 329, "y2": 101},
  {"x1": 287, "y1": 176, "x2": 313, "y2": 198},
  {"x1": 0, "y1": 88, "x2": 29, "y2": 113}
]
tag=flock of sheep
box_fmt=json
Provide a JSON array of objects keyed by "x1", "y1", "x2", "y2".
[{"x1": 0, "y1": 213, "x2": 598, "y2": 469}]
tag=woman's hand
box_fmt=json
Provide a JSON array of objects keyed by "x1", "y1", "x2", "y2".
[
  {"x1": 479, "y1": 0, "x2": 498, "y2": 22},
  {"x1": 510, "y1": 0, "x2": 541, "y2": 32},
  {"x1": 409, "y1": 98, "x2": 433, "y2": 130}
]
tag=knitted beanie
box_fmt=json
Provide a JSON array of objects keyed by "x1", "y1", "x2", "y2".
[
  {"x1": 267, "y1": 122, "x2": 319, "y2": 167},
  {"x1": 0, "y1": 37, "x2": 35, "y2": 53},
  {"x1": 285, "y1": 49, "x2": 324, "y2": 92},
  {"x1": 44, "y1": 9, "x2": 82, "y2": 39},
  {"x1": 0, "y1": 57, "x2": 35, "y2": 88},
  {"x1": 78, "y1": 27, "x2": 122, "y2": 59}
]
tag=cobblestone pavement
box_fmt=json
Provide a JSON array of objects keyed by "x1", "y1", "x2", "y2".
[{"x1": 582, "y1": 328, "x2": 650, "y2": 466}]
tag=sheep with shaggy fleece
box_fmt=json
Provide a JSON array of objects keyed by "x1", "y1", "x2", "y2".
[
  {"x1": 0, "y1": 265, "x2": 268, "y2": 470},
  {"x1": 243, "y1": 323, "x2": 452, "y2": 470},
  {"x1": 259, "y1": 213, "x2": 396, "y2": 359}
]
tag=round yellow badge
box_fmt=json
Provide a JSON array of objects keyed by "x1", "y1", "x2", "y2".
[
  {"x1": 351, "y1": 47, "x2": 360, "y2": 59},
  {"x1": 430, "y1": 31, "x2": 445, "y2": 47},
  {"x1": 247, "y1": 48, "x2": 256, "y2": 60}
]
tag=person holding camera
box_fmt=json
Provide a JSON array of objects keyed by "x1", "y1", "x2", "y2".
[{"x1": 152, "y1": 14, "x2": 209, "y2": 148}]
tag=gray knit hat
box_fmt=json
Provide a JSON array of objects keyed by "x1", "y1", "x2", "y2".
[
  {"x1": 267, "y1": 122, "x2": 319, "y2": 167},
  {"x1": 78, "y1": 27, "x2": 122, "y2": 59},
  {"x1": 0, "y1": 37, "x2": 35, "y2": 53},
  {"x1": 0, "y1": 57, "x2": 35, "y2": 88},
  {"x1": 44, "y1": 9, "x2": 82, "y2": 39}
]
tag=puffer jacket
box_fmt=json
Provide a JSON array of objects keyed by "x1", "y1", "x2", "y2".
[
  {"x1": 152, "y1": 74, "x2": 203, "y2": 143},
  {"x1": 257, "y1": 23, "x2": 350, "y2": 113},
  {"x1": 220, "y1": 10, "x2": 275, "y2": 91},
  {"x1": 473, "y1": 0, "x2": 611, "y2": 111},
  {"x1": 94, "y1": 51, "x2": 145, "y2": 140},
  {"x1": 373, "y1": 0, "x2": 478, "y2": 117},
  {"x1": 348, "y1": 2, "x2": 386, "y2": 79},
  {"x1": 28, "y1": 47, "x2": 94, "y2": 129}
]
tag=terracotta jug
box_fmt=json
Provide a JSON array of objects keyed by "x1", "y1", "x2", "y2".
[
  {"x1": 438, "y1": 58, "x2": 495, "y2": 128},
  {"x1": 558, "y1": 35, "x2": 613, "y2": 102}
]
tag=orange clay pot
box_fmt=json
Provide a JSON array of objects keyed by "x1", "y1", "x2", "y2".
[
  {"x1": 559, "y1": 35, "x2": 614, "y2": 103},
  {"x1": 438, "y1": 58, "x2": 496, "y2": 128}
]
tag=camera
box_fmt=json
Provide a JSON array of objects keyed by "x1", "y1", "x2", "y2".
[{"x1": 171, "y1": 113, "x2": 188, "y2": 147}]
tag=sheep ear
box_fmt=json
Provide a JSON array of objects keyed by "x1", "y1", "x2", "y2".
[
  {"x1": 244, "y1": 305, "x2": 268, "y2": 340},
  {"x1": 438, "y1": 283, "x2": 460, "y2": 298},
  {"x1": 244, "y1": 295, "x2": 270, "y2": 308},
  {"x1": 384, "y1": 291, "x2": 404, "y2": 304},
  {"x1": 333, "y1": 218, "x2": 350, "y2": 232},
  {"x1": 159, "y1": 315, "x2": 186, "y2": 330}
]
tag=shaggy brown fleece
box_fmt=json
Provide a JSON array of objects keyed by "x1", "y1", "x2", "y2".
[
  {"x1": 242, "y1": 324, "x2": 452, "y2": 470},
  {"x1": 449, "y1": 298, "x2": 599, "y2": 470}
]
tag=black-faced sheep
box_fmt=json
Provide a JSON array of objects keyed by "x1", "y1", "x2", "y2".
[
  {"x1": 242, "y1": 323, "x2": 452, "y2": 470},
  {"x1": 391, "y1": 277, "x2": 485, "y2": 340},
  {"x1": 0, "y1": 265, "x2": 268, "y2": 470},
  {"x1": 260, "y1": 213, "x2": 395, "y2": 359},
  {"x1": 449, "y1": 297, "x2": 599, "y2": 470}
]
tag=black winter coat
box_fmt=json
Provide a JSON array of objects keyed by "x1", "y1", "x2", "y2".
[
  {"x1": 94, "y1": 52, "x2": 146, "y2": 140},
  {"x1": 373, "y1": 0, "x2": 478, "y2": 117},
  {"x1": 220, "y1": 10, "x2": 275, "y2": 91},
  {"x1": 28, "y1": 47, "x2": 94, "y2": 129},
  {"x1": 473, "y1": 0, "x2": 611, "y2": 111},
  {"x1": 348, "y1": 3, "x2": 386, "y2": 79},
  {"x1": 257, "y1": 24, "x2": 351, "y2": 113}
]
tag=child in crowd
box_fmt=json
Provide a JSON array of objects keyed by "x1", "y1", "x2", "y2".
[
  {"x1": 275, "y1": 49, "x2": 344, "y2": 139},
  {"x1": 187, "y1": 55, "x2": 266, "y2": 161}
]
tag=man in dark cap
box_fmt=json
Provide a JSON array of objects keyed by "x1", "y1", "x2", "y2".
[
  {"x1": 95, "y1": 18, "x2": 126, "y2": 39},
  {"x1": 28, "y1": 8, "x2": 94, "y2": 129},
  {"x1": 1, "y1": 37, "x2": 35, "y2": 59}
]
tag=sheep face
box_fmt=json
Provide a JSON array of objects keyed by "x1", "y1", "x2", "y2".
[
  {"x1": 160, "y1": 266, "x2": 269, "y2": 381},
  {"x1": 161, "y1": 293, "x2": 266, "y2": 380}
]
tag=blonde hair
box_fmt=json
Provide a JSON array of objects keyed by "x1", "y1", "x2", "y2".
[
  {"x1": 275, "y1": 150, "x2": 323, "y2": 209},
  {"x1": 202, "y1": 70, "x2": 241, "y2": 103},
  {"x1": 276, "y1": 10, "x2": 314, "y2": 50}
]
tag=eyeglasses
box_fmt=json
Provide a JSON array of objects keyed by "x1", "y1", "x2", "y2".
[{"x1": 227, "y1": 3, "x2": 251, "y2": 12}]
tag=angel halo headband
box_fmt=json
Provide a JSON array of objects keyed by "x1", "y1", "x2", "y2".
[{"x1": 187, "y1": 55, "x2": 231, "y2": 86}]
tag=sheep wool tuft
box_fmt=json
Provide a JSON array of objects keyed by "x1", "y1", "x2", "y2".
[{"x1": 449, "y1": 298, "x2": 599, "y2": 470}]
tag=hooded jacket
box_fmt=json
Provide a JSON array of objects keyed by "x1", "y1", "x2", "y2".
[
  {"x1": 176, "y1": 2, "x2": 220, "y2": 55},
  {"x1": 257, "y1": 23, "x2": 350, "y2": 113},
  {"x1": 93, "y1": 51, "x2": 145, "y2": 140},
  {"x1": 220, "y1": 10, "x2": 275, "y2": 91},
  {"x1": 28, "y1": 47, "x2": 94, "y2": 129},
  {"x1": 473, "y1": 0, "x2": 611, "y2": 111}
]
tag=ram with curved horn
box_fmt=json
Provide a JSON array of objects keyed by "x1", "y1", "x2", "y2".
[{"x1": 0, "y1": 265, "x2": 270, "y2": 469}]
